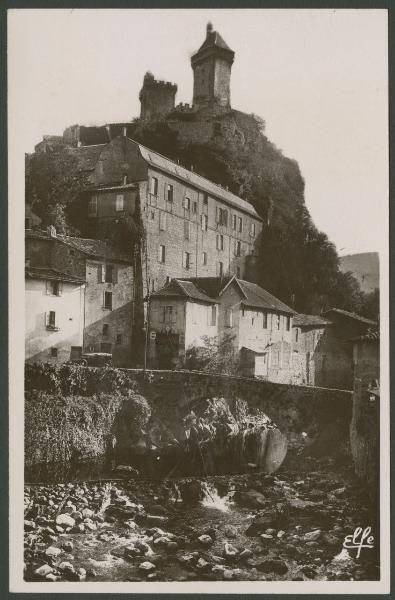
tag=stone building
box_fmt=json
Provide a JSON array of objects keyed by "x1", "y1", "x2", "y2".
[
  {"x1": 25, "y1": 229, "x2": 134, "y2": 365},
  {"x1": 25, "y1": 266, "x2": 85, "y2": 364},
  {"x1": 148, "y1": 275, "x2": 295, "y2": 382},
  {"x1": 351, "y1": 330, "x2": 380, "y2": 391},
  {"x1": 139, "y1": 72, "x2": 178, "y2": 121},
  {"x1": 85, "y1": 136, "x2": 263, "y2": 292}
]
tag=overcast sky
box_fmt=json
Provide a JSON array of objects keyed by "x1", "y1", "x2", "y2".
[{"x1": 8, "y1": 9, "x2": 388, "y2": 256}]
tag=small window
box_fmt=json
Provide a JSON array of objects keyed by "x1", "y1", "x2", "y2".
[
  {"x1": 192, "y1": 200, "x2": 197, "y2": 214},
  {"x1": 285, "y1": 316, "x2": 291, "y2": 331},
  {"x1": 50, "y1": 347, "x2": 58, "y2": 358},
  {"x1": 161, "y1": 306, "x2": 174, "y2": 323},
  {"x1": 235, "y1": 240, "x2": 241, "y2": 257},
  {"x1": 105, "y1": 264, "x2": 114, "y2": 283},
  {"x1": 116, "y1": 333, "x2": 123, "y2": 345},
  {"x1": 184, "y1": 220, "x2": 191, "y2": 240},
  {"x1": 238, "y1": 216, "x2": 243, "y2": 233},
  {"x1": 203, "y1": 194, "x2": 208, "y2": 206},
  {"x1": 275, "y1": 314, "x2": 280, "y2": 330},
  {"x1": 50, "y1": 280, "x2": 61, "y2": 296},
  {"x1": 217, "y1": 261, "x2": 223, "y2": 277},
  {"x1": 183, "y1": 196, "x2": 190, "y2": 210},
  {"x1": 216, "y1": 207, "x2": 228, "y2": 227},
  {"x1": 250, "y1": 222, "x2": 256, "y2": 237},
  {"x1": 166, "y1": 276, "x2": 170, "y2": 284},
  {"x1": 210, "y1": 305, "x2": 217, "y2": 326},
  {"x1": 159, "y1": 212, "x2": 167, "y2": 231},
  {"x1": 46, "y1": 310, "x2": 57, "y2": 330},
  {"x1": 262, "y1": 312, "x2": 267, "y2": 328},
  {"x1": 225, "y1": 308, "x2": 233, "y2": 327},
  {"x1": 216, "y1": 234, "x2": 224, "y2": 250},
  {"x1": 201, "y1": 214, "x2": 208, "y2": 231},
  {"x1": 88, "y1": 196, "x2": 97, "y2": 217},
  {"x1": 202, "y1": 251, "x2": 207, "y2": 265},
  {"x1": 158, "y1": 245, "x2": 166, "y2": 263},
  {"x1": 236, "y1": 266, "x2": 241, "y2": 278},
  {"x1": 101, "y1": 342, "x2": 112, "y2": 353},
  {"x1": 104, "y1": 291, "x2": 113, "y2": 310},
  {"x1": 150, "y1": 211, "x2": 155, "y2": 220},
  {"x1": 69, "y1": 249, "x2": 75, "y2": 256},
  {"x1": 166, "y1": 184, "x2": 174, "y2": 203},
  {"x1": 232, "y1": 214, "x2": 237, "y2": 231},
  {"x1": 183, "y1": 251, "x2": 190, "y2": 270},
  {"x1": 150, "y1": 176, "x2": 158, "y2": 195},
  {"x1": 295, "y1": 327, "x2": 299, "y2": 342},
  {"x1": 103, "y1": 324, "x2": 109, "y2": 336},
  {"x1": 115, "y1": 194, "x2": 124, "y2": 212}
]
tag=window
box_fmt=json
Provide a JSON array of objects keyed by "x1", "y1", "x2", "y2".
[
  {"x1": 274, "y1": 314, "x2": 280, "y2": 330},
  {"x1": 103, "y1": 324, "x2": 109, "y2": 336},
  {"x1": 115, "y1": 194, "x2": 124, "y2": 212},
  {"x1": 210, "y1": 305, "x2": 217, "y2": 326},
  {"x1": 183, "y1": 251, "x2": 190, "y2": 270},
  {"x1": 166, "y1": 184, "x2": 174, "y2": 203},
  {"x1": 101, "y1": 342, "x2": 112, "y2": 353},
  {"x1": 285, "y1": 316, "x2": 291, "y2": 331},
  {"x1": 50, "y1": 347, "x2": 58, "y2": 358},
  {"x1": 216, "y1": 207, "x2": 228, "y2": 226},
  {"x1": 184, "y1": 220, "x2": 191, "y2": 240},
  {"x1": 159, "y1": 212, "x2": 167, "y2": 231},
  {"x1": 116, "y1": 334, "x2": 123, "y2": 345},
  {"x1": 166, "y1": 276, "x2": 170, "y2": 284},
  {"x1": 216, "y1": 234, "x2": 224, "y2": 250},
  {"x1": 201, "y1": 214, "x2": 208, "y2": 231},
  {"x1": 217, "y1": 261, "x2": 223, "y2": 277},
  {"x1": 105, "y1": 264, "x2": 114, "y2": 283},
  {"x1": 46, "y1": 311, "x2": 58, "y2": 330},
  {"x1": 235, "y1": 240, "x2": 241, "y2": 257},
  {"x1": 202, "y1": 251, "x2": 207, "y2": 265},
  {"x1": 183, "y1": 196, "x2": 190, "y2": 210},
  {"x1": 192, "y1": 200, "x2": 197, "y2": 214},
  {"x1": 225, "y1": 308, "x2": 233, "y2": 327},
  {"x1": 150, "y1": 211, "x2": 155, "y2": 220},
  {"x1": 48, "y1": 280, "x2": 62, "y2": 296},
  {"x1": 158, "y1": 245, "x2": 166, "y2": 263},
  {"x1": 250, "y1": 222, "x2": 256, "y2": 237},
  {"x1": 238, "y1": 216, "x2": 243, "y2": 233},
  {"x1": 236, "y1": 266, "x2": 241, "y2": 278},
  {"x1": 98, "y1": 264, "x2": 117, "y2": 283},
  {"x1": 104, "y1": 291, "x2": 113, "y2": 310},
  {"x1": 262, "y1": 312, "x2": 267, "y2": 328},
  {"x1": 150, "y1": 176, "x2": 158, "y2": 195},
  {"x1": 88, "y1": 196, "x2": 97, "y2": 217},
  {"x1": 203, "y1": 194, "x2": 208, "y2": 207},
  {"x1": 161, "y1": 306, "x2": 174, "y2": 323},
  {"x1": 232, "y1": 214, "x2": 237, "y2": 230}
]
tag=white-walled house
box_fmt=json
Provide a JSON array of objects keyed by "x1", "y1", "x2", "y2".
[
  {"x1": 25, "y1": 266, "x2": 86, "y2": 363},
  {"x1": 148, "y1": 276, "x2": 295, "y2": 381}
]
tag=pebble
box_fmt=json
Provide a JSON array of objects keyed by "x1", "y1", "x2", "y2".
[
  {"x1": 197, "y1": 534, "x2": 213, "y2": 546},
  {"x1": 56, "y1": 514, "x2": 75, "y2": 528},
  {"x1": 139, "y1": 561, "x2": 156, "y2": 572},
  {"x1": 304, "y1": 530, "x2": 321, "y2": 542},
  {"x1": 34, "y1": 564, "x2": 53, "y2": 577},
  {"x1": 224, "y1": 542, "x2": 238, "y2": 559},
  {"x1": 45, "y1": 546, "x2": 62, "y2": 558}
]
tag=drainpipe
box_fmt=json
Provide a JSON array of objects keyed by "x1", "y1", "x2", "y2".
[{"x1": 144, "y1": 289, "x2": 150, "y2": 372}]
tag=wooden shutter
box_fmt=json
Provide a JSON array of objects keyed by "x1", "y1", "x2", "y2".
[
  {"x1": 46, "y1": 280, "x2": 51, "y2": 295},
  {"x1": 97, "y1": 264, "x2": 105, "y2": 283}
]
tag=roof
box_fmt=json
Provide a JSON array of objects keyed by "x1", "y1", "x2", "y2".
[
  {"x1": 26, "y1": 230, "x2": 132, "y2": 263},
  {"x1": 293, "y1": 314, "x2": 333, "y2": 327},
  {"x1": 178, "y1": 276, "x2": 295, "y2": 315},
  {"x1": 25, "y1": 266, "x2": 85, "y2": 285},
  {"x1": 324, "y1": 308, "x2": 377, "y2": 326},
  {"x1": 196, "y1": 30, "x2": 234, "y2": 54},
  {"x1": 136, "y1": 141, "x2": 261, "y2": 220},
  {"x1": 150, "y1": 279, "x2": 216, "y2": 304},
  {"x1": 350, "y1": 330, "x2": 380, "y2": 343}
]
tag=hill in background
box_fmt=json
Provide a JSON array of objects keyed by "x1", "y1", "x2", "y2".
[{"x1": 340, "y1": 252, "x2": 379, "y2": 294}]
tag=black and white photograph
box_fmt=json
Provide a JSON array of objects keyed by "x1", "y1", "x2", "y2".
[{"x1": 8, "y1": 7, "x2": 389, "y2": 594}]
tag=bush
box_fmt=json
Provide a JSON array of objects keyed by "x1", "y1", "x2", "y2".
[{"x1": 184, "y1": 334, "x2": 241, "y2": 376}]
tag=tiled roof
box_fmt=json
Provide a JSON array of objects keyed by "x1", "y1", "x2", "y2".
[
  {"x1": 238, "y1": 280, "x2": 295, "y2": 315},
  {"x1": 25, "y1": 266, "x2": 85, "y2": 285},
  {"x1": 350, "y1": 330, "x2": 380, "y2": 342},
  {"x1": 150, "y1": 279, "x2": 216, "y2": 304},
  {"x1": 25, "y1": 230, "x2": 132, "y2": 263},
  {"x1": 177, "y1": 276, "x2": 295, "y2": 315},
  {"x1": 137, "y1": 142, "x2": 261, "y2": 219},
  {"x1": 323, "y1": 308, "x2": 377, "y2": 326},
  {"x1": 293, "y1": 314, "x2": 333, "y2": 327},
  {"x1": 196, "y1": 30, "x2": 234, "y2": 54}
]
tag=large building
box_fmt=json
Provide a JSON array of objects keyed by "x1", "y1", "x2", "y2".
[
  {"x1": 148, "y1": 276, "x2": 295, "y2": 382},
  {"x1": 26, "y1": 229, "x2": 134, "y2": 365}
]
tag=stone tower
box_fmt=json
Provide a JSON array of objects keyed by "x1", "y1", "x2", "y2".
[
  {"x1": 191, "y1": 22, "x2": 235, "y2": 110},
  {"x1": 139, "y1": 72, "x2": 178, "y2": 121}
]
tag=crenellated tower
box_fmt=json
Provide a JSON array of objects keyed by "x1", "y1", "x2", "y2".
[{"x1": 139, "y1": 71, "x2": 178, "y2": 121}]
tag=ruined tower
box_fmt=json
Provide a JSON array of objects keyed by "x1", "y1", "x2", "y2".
[
  {"x1": 139, "y1": 71, "x2": 178, "y2": 121},
  {"x1": 191, "y1": 22, "x2": 235, "y2": 111}
]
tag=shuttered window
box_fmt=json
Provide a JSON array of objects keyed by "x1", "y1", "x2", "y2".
[{"x1": 159, "y1": 212, "x2": 167, "y2": 231}]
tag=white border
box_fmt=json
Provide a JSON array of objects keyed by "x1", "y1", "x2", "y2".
[{"x1": 8, "y1": 8, "x2": 390, "y2": 594}]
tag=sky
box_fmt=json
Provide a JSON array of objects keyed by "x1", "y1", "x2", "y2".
[{"x1": 8, "y1": 8, "x2": 388, "y2": 256}]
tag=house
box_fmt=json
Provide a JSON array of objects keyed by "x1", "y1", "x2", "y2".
[
  {"x1": 351, "y1": 330, "x2": 380, "y2": 393},
  {"x1": 148, "y1": 276, "x2": 295, "y2": 382},
  {"x1": 323, "y1": 308, "x2": 377, "y2": 339},
  {"x1": 291, "y1": 313, "x2": 353, "y2": 389},
  {"x1": 25, "y1": 266, "x2": 85, "y2": 363},
  {"x1": 25, "y1": 228, "x2": 135, "y2": 366},
  {"x1": 84, "y1": 135, "x2": 263, "y2": 293}
]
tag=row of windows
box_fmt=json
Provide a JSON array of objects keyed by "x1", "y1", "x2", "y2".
[
  {"x1": 160, "y1": 304, "x2": 217, "y2": 326},
  {"x1": 157, "y1": 245, "x2": 238, "y2": 276},
  {"x1": 241, "y1": 309, "x2": 291, "y2": 331},
  {"x1": 97, "y1": 264, "x2": 118, "y2": 284},
  {"x1": 149, "y1": 176, "x2": 257, "y2": 236}
]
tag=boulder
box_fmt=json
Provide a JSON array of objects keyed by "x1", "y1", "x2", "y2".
[
  {"x1": 44, "y1": 546, "x2": 62, "y2": 558},
  {"x1": 56, "y1": 514, "x2": 75, "y2": 528},
  {"x1": 34, "y1": 564, "x2": 53, "y2": 578},
  {"x1": 197, "y1": 534, "x2": 213, "y2": 546},
  {"x1": 304, "y1": 530, "x2": 321, "y2": 542},
  {"x1": 139, "y1": 561, "x2": 156, "y2": 572}
]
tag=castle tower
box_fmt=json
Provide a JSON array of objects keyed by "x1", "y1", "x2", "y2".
[
  {"x1": 191, "y1": 22, "x2": 235, "y2": 110},
  {"x1": 139, "y1": 72, "x2": 178, "y2": 121}
]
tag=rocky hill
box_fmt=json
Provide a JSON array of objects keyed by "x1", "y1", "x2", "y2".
[{"x1": 340, "y1": 252, "x2": 379, "y2": 294}]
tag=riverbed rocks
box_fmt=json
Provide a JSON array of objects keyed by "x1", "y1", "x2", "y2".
[{"x1": 23, "y1": 459, "x2": 379, "y2": 582}]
